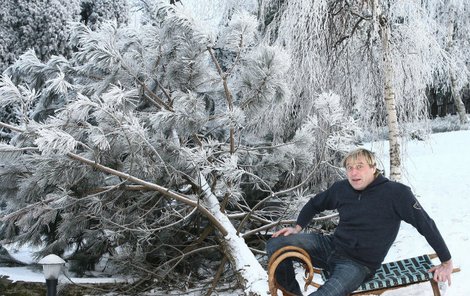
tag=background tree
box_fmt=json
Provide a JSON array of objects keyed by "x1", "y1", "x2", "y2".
[
  {"x1": 0, "y1": 0, "x2": 80, "y2": 72},
  {"x1": 258, "y1": 0, "x2": 469, "y2": 180},
  {"x1": 0, "y1": 0, "x2": 130, "y2": 142},
  {"x1": 80, "y1": 0, "x2": 129, "y2": 30},
  {"x1": 432, "y1": 1, "x2": 470, "y2": 125}
]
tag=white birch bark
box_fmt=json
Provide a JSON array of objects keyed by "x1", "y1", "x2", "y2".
[
  {"x1": 199, "y1": 173, "x2": 269, "y2": 296},
  {"x1": 374, "y1": 0, "x2": 401, "y2": 181}
]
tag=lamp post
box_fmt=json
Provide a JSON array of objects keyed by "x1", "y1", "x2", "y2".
[{"x1": 38, "y1": 254, "x2": 65, "y2": 296}]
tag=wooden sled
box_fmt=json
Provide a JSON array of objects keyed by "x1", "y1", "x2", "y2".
[{"x1": 268, "y1": 246, "x2": 460, "y2": 296}]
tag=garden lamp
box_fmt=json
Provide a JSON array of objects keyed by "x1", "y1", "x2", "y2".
[{"x1": 38, "y1": 254, "x2": 65, "y2": 296}]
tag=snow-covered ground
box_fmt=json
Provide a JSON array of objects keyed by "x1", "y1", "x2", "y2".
[
  {"x1": 0, "y1": 244, "x2": 127, "y2": 285},
  {"x1": 1, "y1": 130, "x2": 469, "y2": 295}
]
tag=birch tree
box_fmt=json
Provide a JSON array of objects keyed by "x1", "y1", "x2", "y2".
[
  {"x1": 259, "y1": 0, "x2": 463, "y2": 180},
  {"x1": 373, "y1": 0, "x2": 401, "y2": 180},
  {"x1": 0, "y1": 1, "x2": 358, "y2": 294}
]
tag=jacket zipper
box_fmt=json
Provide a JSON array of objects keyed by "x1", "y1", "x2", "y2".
[{"x1": 358, "y1": 193, "x2": 362, "y2": 201}]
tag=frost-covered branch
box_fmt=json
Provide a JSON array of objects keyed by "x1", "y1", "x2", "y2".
[
  {"x1": 208, "y1": 46, "x2": 236, "y2": 154},
  {"x1": 66, "y1": 151, "x2": 229, "y2": 236}
]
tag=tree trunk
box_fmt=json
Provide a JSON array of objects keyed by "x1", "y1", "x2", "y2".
[
  {"x1": 451, "y1": 74, "x2": 468, "y2": 124},
  {"x1": 199, "y1": 174, "x2": 269, "y2": 296},
  {"x1": 446, "y1": 8, "x2": 469, "y2": 125},
  {"x1": 375, "y1": 2, "x2": 401, "y2": 181}
]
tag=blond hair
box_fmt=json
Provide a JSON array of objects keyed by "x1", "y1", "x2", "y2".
[{"x1": 343, "y1": 148, "x2": 381, "y2": 176}]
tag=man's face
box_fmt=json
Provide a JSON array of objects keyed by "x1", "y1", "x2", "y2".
[{"x1": 345, "y1": 155, "x2": 376, "y2": 191}]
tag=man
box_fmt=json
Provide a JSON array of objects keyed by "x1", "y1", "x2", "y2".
[{"x1": 267, "y1": 148, "x2": 453, "y2": 296}]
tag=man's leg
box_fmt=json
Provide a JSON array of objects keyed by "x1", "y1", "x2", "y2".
[
  {"x1": 309, "y1": 253, "x2": 371, "y2": 296},
  {"x1": 266, "y1": 233, "x2": 333, "y2": 296}
]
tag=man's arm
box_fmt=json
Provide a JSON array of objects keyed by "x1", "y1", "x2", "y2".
[
  {"x1": 296, "y1": 188, "x2": 335, "y2": 229},
  {"x1": 396, "y1": 187, "x2": 452, "y2": 284}
]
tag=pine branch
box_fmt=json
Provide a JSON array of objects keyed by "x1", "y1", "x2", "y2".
[
  {"x1": 65, "y1": 151, "x2": 229, "y2": 236},
  {"x1": 235, "y1": 156, "x2": 324, "y2": 234},
  {"x1": 205, "y1": 256, "x2": 228, "y2": 296},
  {"x1": 124, "y1": 66, "x2": 174, "y2": 111},
  {"x1": 154, "y1": 78, "x2": 173, "y2": 105},
  {"x1": 0, "y1": 121, "x2": 227, "y2": 236},
  {"x1": 0, "y1": 196, "x2": 57, "y2": 222},
  {"x1": 0, "y1": 121, "x2": 23, "y2": 133},
  {"x1": 207, "y1": 47, "x2": 235, "y2": 154},
  {"x1": 156, "y1": 245, "x2": 220, "y2": 278},
  {"x1": 241, "y1": 213, "x2": 339, "y2": 238},
  {"x1": 97, "y1": 206, "x2": 197, "y2": 233}
]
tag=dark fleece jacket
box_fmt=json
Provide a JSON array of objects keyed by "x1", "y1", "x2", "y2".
[{"x1": 296, "y1": 175, "x2": 451, "y2": 270}]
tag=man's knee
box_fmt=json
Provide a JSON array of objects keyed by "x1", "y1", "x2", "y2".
[
  {"x1": 266, "y1": 236, "x2": 283, "y2": 256},
  {"x1": 266, "y1": 235, "x2": 298, "y2": 257}
]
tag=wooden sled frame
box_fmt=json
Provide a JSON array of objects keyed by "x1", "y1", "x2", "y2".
[
  {"x1": 267, "y1": 246, "x2": 318, "y2": 296},
  {"x1": 268, "y1": 246, "x2": 460, "y2": 296}
]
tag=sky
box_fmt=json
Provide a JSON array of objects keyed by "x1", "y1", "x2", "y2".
[{"x1": 1, "y1": 129, "x2": 469, "y2": 295}]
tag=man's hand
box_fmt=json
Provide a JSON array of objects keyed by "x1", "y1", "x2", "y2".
[
  {"x1": 272, "y1": 225, "x2": 302, "y2": 238},
  {"x1": 429, "y1": 259, "x2": 453, "y2": 285}
]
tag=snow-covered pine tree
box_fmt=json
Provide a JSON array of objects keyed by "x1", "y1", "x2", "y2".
[
  {"x1": 0, "y1": 0, "x2": 130, "y2": 72},
  {"x1": 0, "y1": 0, "x2": 131, "y2": 143},
  {"x1": 0, "y1": 2, "x2": 359, "y2": 294},
  {"x1": 80, "y1": 0, "x2": 129, "y2": 30},
  {"x1": 0, "y1": 0, "x2": 80, "y2": 72},
  {"x1": 0, "y1": 0, "x2": 79, "y2": 139}
]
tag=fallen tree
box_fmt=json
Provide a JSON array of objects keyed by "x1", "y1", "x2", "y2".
[{"x1": 0, "y1": 2, "x2": 356, "y2": 294}]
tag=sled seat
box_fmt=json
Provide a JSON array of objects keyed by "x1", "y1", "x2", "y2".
[{"x1": 268, "y1": 246, "x2": 460, "y2": 296}]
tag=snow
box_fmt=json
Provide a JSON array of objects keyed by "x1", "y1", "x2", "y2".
[
  {"x1": 1, "y1": 244, "x2": 129, "y2": 285},
  {"x1": 1, "y1": 130, "x2": 469, "y2": 295}
]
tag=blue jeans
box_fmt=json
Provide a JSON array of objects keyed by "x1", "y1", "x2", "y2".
[{"x1": 266, "y1": 233, "x2": 372, "y2": 296}]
